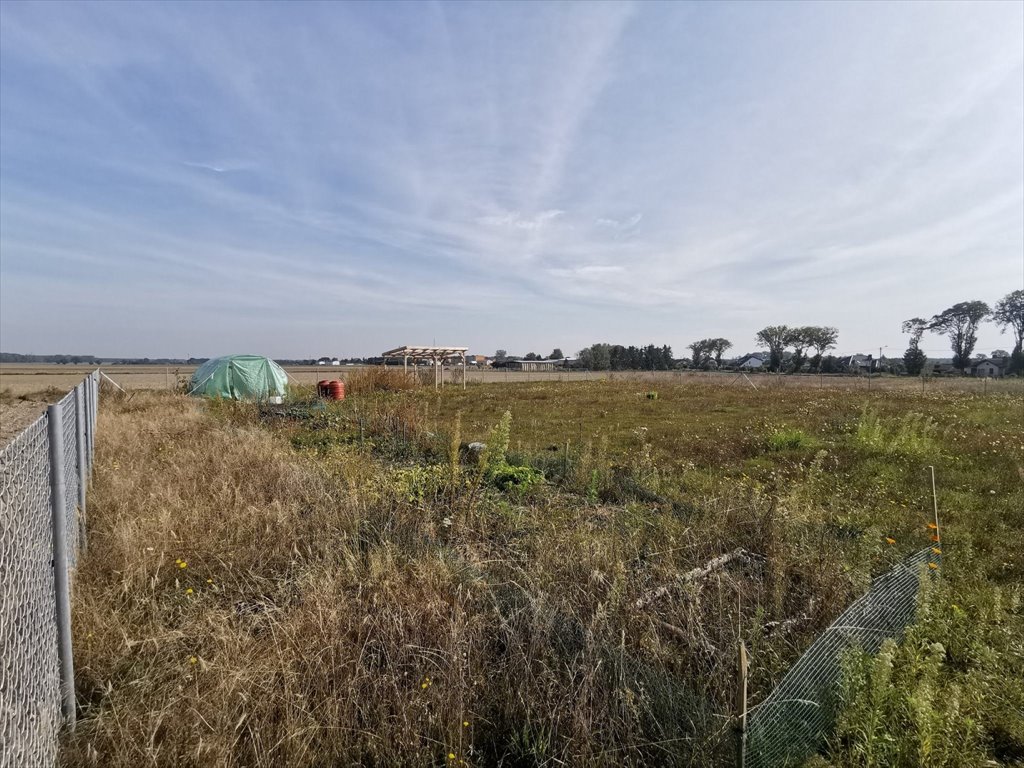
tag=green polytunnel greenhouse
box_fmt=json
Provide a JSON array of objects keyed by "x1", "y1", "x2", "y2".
[{"x1": 188, "y1": 355, "x2": 289, "y2": 400}]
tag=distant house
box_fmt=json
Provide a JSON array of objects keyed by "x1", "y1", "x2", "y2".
[
  {"x1": 840, "y1": 354, "x2": 874, "y2": 373},
  {"x1": 736, "y1": 354, "x2": 766, "y2": 369},
  {"x1": 467, "y1": 355, "x2": 490, "y2": 366},
  {"x1": 971, "y1": 358, "x2": 1006, "y2": 378}
]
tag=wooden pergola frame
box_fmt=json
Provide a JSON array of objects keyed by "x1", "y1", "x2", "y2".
[{"x1": 381, "y1": 345, "x2": 469, "y2": 390}]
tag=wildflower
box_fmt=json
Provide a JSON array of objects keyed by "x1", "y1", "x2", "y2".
[
  {"x1": 463, "y1": 721, "x2": 469, "y2": 728},
  {"x1": 206, "y1": 578, "x2": 213, "y2": 584},
  {"x1": 931, "y1": 535, "x2": 941, "y2": 542},
  {"x1": 885, "y1": 537, "x2": 896, "y2": 545},
  {"x1": 189, "y1": 656, "x2": 198, "y2": 665},
  {"x1": 421, "y1": 682, "x2": 428, "y2": 690},
  {"x1": 185, "y1": 588, "x2": 193, "y2": 595},
  {"x1": 448, "y1": 754, "x2": 456, "y2": 761},
  {"x1": 932, "y1": 547, "x2": 942, "y2": 555},
  {"x1": 179, "y1": 561, "x2": 188, "y2": 569},
  {"x1": 927, "y1": 523, "x2": 938, "y2": 530},
  {"x1": 928, "y1": 562, "x2": 938, "y2": 570}
]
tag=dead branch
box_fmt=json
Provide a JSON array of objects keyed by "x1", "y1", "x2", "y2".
[{"x1": 633, "y1": 547, "x2": 757, "y2": 610}]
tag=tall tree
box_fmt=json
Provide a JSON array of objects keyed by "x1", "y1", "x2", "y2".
[
  {"x1": 785, "y1": 327, "x2": 815, "y2": 372},
  {"x1": 806, "y1": 327, "x2": 838, "y2": 372},
  {"x1": 993, "y1": 290, "x2": 1024, "y2": 375},
  {"x1": 549, "y1": 348, "x2": 564, "y2": 360},
  {"x1": 928, "y1": 301, "x2": 990, "y2": 374},
  {"x1": 688, "y1": 340, "x2": 712, "y2": 369},
  {"x1": 494, "y1": 350, "x2": 507, "y2": 362},
  {"x1": 901, "y1": 317, "x2": 929, "y2": 376},
  {"x1": 710, "y1": 338, "x2": 733, "y2": 366},
  {"x1": 661, "y1": 345, "x2": 674, "y2": 369},
  {"x1": 755, "y1": 326, "x2": 789, "y2": 372}
]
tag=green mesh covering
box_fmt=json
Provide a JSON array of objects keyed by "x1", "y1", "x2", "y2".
[{"x1": 189, "y1": 355, "x2": 289, "y2": 400}]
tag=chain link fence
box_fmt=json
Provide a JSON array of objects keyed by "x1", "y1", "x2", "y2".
[
  {"x1": 745, "y1": 546, "x2": 939, "y2": 767},
  {"x1": 0, "y1": 371, "x2": 99, "y2": 768}
]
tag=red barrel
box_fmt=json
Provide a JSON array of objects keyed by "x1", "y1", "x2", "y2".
[
  {"x1": 327, "y1": 380, "x2": 345, "y2": 400},
  {"x1": 317, "y1": 380, "x2": 331, "y2": 398}
]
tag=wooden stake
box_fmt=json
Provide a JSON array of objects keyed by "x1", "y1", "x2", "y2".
[{"x1": 736, "y1": 641, "x2": 748, "y2": 768}]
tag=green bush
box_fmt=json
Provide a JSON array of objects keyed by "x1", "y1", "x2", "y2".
[
  {"x1": 489, "y1": 462, "x2": 544, "y2": 493},
  {"x1": 855, "y1": 408, "x2": 939, "y2": 457},
  {"x1": 766, "y1": 426, "x2": 813, "y2": 451}
]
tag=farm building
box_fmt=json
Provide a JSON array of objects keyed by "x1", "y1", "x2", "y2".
[
  {"x1": 736, "y1": 354, "x2": 766, "y2": 369},
  {"x1": 505, "y1": 358, "x2": 561, "y2": 372},
  {"x1": 971, "y1": 358, "x2": 1006, "y2": 378}
]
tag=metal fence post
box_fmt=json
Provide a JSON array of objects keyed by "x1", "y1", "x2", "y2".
[
  {"x1": 46, "y1": 404, "x2": 77, "y2": 729},
  {"x1": 83, "y1": 376, "x2": 93, "y2": 477},
  {"x1": 75, "y1": 385, "x2": 88, "y2": 554},
  {"x1": 88, "y1": 372, "x2": 97, "y2": 468}
]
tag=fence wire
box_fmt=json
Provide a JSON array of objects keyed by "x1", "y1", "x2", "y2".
[
  {"x1": 0, "y1": 372, "x2": 98, "y2": 768},
  {"x1": 746, "y1": 547, "x2": 938, "y2": 768}
]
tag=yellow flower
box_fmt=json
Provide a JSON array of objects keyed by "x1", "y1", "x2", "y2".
[
  {"x1": 189, "y1": 656, "x2": 198, "y2": 665},
  {"x1": 931, "y1": 547, "x2": 942, "y2": 555},
  {"x1": 928, "y1": 562, "x2": 938, "y2": 570},
  {"x1": 885, "y1": 537, "x2": 896, "y2": 545},
  {"x1": 421, "y1": 682, "x2": 428, "y2": 690},
  {"x1": 179, "y1": 561, "x2": 188, "y2": 569},
  {"x1": 206, "y1": 578, "x2": 214, "y2": 584},
  {"x1": 463, "y1": 721, "x2": 469, "y2": 728},
  {"x1": 448, "y1": 754, "x2": 456, "y2": 761},
  {"x1": 185, "y1": 588, "x2": 193, "y2": 595}
]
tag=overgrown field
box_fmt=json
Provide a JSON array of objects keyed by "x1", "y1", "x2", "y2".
[{"x1": 63, "y1": 379, "x2": 1024, "y2": 766}]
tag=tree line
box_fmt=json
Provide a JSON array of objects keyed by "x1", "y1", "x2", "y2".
[
  {"x1": 575, "y1": 343, "x2": 675, "y2": 371},
  {"x1": 565, "y1": 290, "x2": 1022, "y2": 376}
]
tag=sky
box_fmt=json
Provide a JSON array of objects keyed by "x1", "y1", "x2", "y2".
[{"x1": 1, "y1": 1, "x2": 1022, "y2": 360}]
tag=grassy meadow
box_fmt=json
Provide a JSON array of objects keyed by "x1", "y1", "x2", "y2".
[{"x1": 62, "y1": 373, "x2": 1024, "y2": 766}]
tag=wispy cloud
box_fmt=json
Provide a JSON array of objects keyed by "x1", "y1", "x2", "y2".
[
  {"x1": 596, "y1": 213, "x2": 642, "y2": 230},
  {"x1": 0, "y1": 1, "x2": 1020, "y2": 357},
  {"x1": 478, "y1": 209, "x2": 565, "y2": 230}
]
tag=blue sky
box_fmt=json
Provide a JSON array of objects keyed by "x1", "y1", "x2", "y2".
[{"x1": 1, "y1": 1, "x2": 1021, "y2": 359}]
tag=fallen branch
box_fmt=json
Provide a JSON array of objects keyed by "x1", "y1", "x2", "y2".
[
  {"x1": 634, "y1": 548, "x2": 757, "y2": 610},
  {"x1": 762, "y1": 615, "x2": 810, "y2": 635},
  {"x1": 652, "y1": 617, "x2": 717, "y2": 656}
]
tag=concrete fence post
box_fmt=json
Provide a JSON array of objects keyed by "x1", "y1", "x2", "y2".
[
  {"x1": 46, "y1": 404, "x2": 77, "y2": 729},
  {"x1": 83, "y1": 376, "x2": 93, "y2": 477},
  {"x1": 75, "y1": 385, "x2": 88, "y2": 554}
]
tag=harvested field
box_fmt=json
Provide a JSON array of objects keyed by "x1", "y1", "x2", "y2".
[
  {"x1": 0, "y1": 399, "x2": 47, "y2": 446},
  {"x1": 60, "y1": 379, "x2": 1024, "y2": 766},
  {"x1": 2, "y1": 363, "x2": 1020, "y2": 396}
]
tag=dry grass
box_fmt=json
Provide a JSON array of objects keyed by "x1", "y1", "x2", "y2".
[
  {"x1": 62, "y1": 394, "x2": 780, "y2": 766},
  {"x1": 62, "y1": 381, "x2": 1024, "y2": 766},
  {"x1": 343, "y1": 366, "x2": 419, "y2": 396}
]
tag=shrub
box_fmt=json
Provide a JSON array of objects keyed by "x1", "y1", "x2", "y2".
[
  {"x1": 345, "y1": 366, "x2": 418, "y2": 395},
  {"x1": 855, "y1": 408, "x2": 939, "y2": 457},
  {"x1": 766, "y1": 426, "x2": 813, "y2": 451}
]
